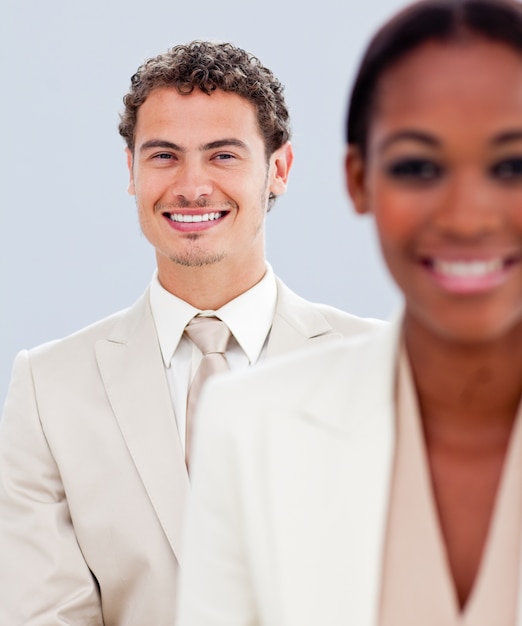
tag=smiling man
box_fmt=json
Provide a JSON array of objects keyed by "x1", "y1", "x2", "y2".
[
  {"x1": 0, "y1": 41, "x2": 381, "y2": 625},
  {"x1": 127, "y1": 86, "x2": 284, "y2": 305}
]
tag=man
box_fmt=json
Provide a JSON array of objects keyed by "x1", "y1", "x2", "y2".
[{"x1": 0, "y1": 41, "x2": 381, "y2": 625}]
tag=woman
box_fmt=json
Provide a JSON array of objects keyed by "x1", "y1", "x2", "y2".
[{"x1": 177, "y1": 1, "x2": 522, "y2": 624}]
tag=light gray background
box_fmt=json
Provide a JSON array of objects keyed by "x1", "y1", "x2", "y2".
[{"x1": 1, "y1": 0, "x2": 407, "y2": 407}]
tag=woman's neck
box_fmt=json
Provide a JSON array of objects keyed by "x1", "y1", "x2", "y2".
[{"x1": 404, "y1": 317, "x2": 522, "y2": 440}]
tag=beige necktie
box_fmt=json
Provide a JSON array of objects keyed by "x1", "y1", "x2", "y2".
[{"x1": 184, "y1": 316, "x2": 231, "y2": 468}]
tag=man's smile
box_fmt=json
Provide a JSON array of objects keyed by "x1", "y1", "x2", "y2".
[{"x1": 165, "y1": 211, "x2": 228, "y2": 223}]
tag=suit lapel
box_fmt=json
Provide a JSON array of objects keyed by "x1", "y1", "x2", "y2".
[
  {"x1": 267, "y1": 320, "x2": 401, "y2": 624},
  {"x1": 265, "y1": 279, "x2": 341, "y2": 358},
  {"x1": 95, "y1": 292, "x2": 189, "y2": 563}
]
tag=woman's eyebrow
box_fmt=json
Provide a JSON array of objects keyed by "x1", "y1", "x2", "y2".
[
  {"x1": 377, "y1": 130, "x2": 439, "y2": 153},
  {"x1": 491, "y1": 130, "x2": 522, "y2": 146}
]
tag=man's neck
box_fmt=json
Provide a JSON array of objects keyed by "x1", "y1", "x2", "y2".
[{"x1": 157, "y1": 258, "x2": 267, "y2": 310}]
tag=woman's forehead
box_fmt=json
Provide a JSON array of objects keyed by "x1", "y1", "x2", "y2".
[{"x1": 370, "y1": 38, "x2": 522, "y2": 130}]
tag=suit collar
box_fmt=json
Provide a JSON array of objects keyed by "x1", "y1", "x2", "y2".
[
  {"x1": 95, "y1": 290, "x2": 189, "y2": 563},
  {"x1": 305, "y1": 311, "x2": 402, "y2": 437},
  {"x1": 216, "y1": 266, "x2": 276, "y2": 364},
  {"x1": 93, "y1": 281, "x2": 389, "y2": 570},
  {"x1": 93, "y1": 278, "x2": 339, "y2": 564},
  {"x1": 266, "y1": 278, "x2": 340, "y2": 357},
  {"x1": 150, "y1": 267, "x2": 277, "y2": 366},
  {"x1": 267, "y1": 314, "x2": 403, "y2": 624}
]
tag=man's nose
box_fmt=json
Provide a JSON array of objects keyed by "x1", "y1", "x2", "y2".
[{"x1": 171, "y1": 161, "x2": 213, "y2": 203}]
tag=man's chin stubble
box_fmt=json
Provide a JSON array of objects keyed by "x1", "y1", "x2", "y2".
[{"x1": 168, "y1": 251, "x2": 226, "y2": 268}]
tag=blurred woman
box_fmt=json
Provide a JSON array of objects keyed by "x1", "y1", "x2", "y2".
[{"x1": 177, "y1": 1, "x2": 522, "y2": 624}]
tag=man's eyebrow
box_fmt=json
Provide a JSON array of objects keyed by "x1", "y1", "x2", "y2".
[
  {"x1": 202, "y1": 139, "x2": 249, "y2": 151},
  {"x1": 377, "y1": 130, "x2": 439, "y2": 153},
  {"x1": 140, "y1": 140, "x2": 183, "y2": 153},
  {"x1": 138, "y1": 138, "x2": 250, "y2": 153}
]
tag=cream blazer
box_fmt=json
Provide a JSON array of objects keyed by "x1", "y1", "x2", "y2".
[
  {"x1": 177, "y1": 315, "x2": 522, "y2": 626},
  {"x1": 0, "y1": 278, "x2": 381, "y2": 626}
]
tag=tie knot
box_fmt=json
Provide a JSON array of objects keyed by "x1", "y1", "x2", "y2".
[{"x1": 184, "y1": 316, "x2": 231, "y2": 356}]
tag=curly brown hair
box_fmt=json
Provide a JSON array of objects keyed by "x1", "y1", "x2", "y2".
[{"x1": 119, "y1": 40, "x2": 291, "y2": 156}]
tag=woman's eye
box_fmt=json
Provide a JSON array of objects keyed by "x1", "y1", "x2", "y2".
[
  {"x1": 386, "y1": 159, "x2": 443, "y2": 182},
  {"x1": 490, "y1": 158, "x2": 522, "y2": 181}
]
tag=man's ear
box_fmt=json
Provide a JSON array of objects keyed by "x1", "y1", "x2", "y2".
[
  {"x1": 269, "y1": 142, "x2": 294, "y2": 196},
  {"x1": 345, "y1": 146, "x2": 368, "y2": 215},
  {"x1": 125, "y1": 147, "x2": 136, "y2": 195}
]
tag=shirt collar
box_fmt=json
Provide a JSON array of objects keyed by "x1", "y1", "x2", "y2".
[{"x1": 149, "y1": 264, "x2": 277, "y2": 367}]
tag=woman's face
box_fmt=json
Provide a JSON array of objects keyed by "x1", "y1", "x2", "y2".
[{"x1": 347, "y1": 38, "x2": 522, "y2": 344}]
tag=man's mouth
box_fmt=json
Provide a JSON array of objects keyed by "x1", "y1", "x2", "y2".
[{"x1": 165, "y1": 211, "x2": 227, "y2": 223}]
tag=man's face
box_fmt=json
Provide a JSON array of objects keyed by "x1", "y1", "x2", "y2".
[{"x1": 127, "y1": 87, "x2": 291, "y2": 284}]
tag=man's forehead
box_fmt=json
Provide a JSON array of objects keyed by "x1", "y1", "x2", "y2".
[{"x1": 134, "y1": 87, "x2": 265, "y2": 148}]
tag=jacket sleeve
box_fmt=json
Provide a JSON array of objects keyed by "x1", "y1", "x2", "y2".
[{"x1": 0, "y1": 350, "x2": 104, "y2": 625}]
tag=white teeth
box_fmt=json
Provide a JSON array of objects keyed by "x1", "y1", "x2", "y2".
[
  {"x1": 434, "y1": 259, "x2": 502, "y2": 277},
  {"x1": 169, "y1": 212, "x2": 223, "y2": 223}
]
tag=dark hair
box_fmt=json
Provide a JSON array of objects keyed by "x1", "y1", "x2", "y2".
[
  {"x1": 119, "y1": 40, "x2": 291, "y2": 157},
  {"x1": 346, "y1": 0, "x2": 522, "y2": 157}
]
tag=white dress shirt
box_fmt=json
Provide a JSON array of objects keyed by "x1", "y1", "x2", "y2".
[{"x1": 149, "y1": 264, "x2": 277, "y2": 452}]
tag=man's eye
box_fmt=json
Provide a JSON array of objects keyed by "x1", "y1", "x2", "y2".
[
  {"x1": 214, "y1": 153, "x2": 235, "y2": 161},
  {"x1": 490, "y1": 158, "x2": 522, "y2": 180},
  {"x1": 386, "y1": 159, "x2": 443, "y2": 181}
]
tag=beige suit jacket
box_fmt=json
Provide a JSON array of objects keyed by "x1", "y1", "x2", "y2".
[
  {"x1": 177, "y1": 315, "x2": 522, "y2": 626},
  {"x1": 0, "y1": 278, "x2": 381, "y2": 626}
]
